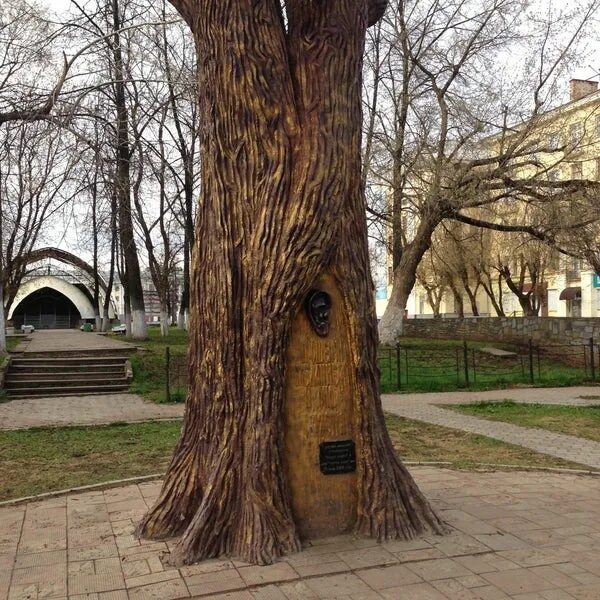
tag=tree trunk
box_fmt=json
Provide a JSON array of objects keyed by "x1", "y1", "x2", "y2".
[
  {"x1": 160, "y1": 306, "x2": 169, "y2": 337},
  {"x1": 137, "y1": 0, "x2": 445, "y2": 566},
  {"x1": 178, "y1": 240, "x2": 190, "y2": 329},
  {"x1": 0, "y1": 280, "x2": 6, "y2": 354},
  {"x1": 464, "y1": 285, "x2": 479, "y2": 316},
  {"x1": 379, "y1": 217, "x2": 439, "y2": 344},
  {"x1": 111, "y1": 0, "x2": 146, "y2": 340}
]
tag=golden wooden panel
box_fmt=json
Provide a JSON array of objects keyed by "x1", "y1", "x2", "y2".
[{"x1": 284, "y1": 274, "x2": 357, "y2": 540}]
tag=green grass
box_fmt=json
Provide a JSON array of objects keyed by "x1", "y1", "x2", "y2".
[
  {"x1": 128, "y1": 327, "x2": 188, "y2": 403},
  {"x1": 447, "y1": 401, "x2": 600, "y2": 443},
  {"x1": 0, "y1": 420, "x2": 182, "y2": 501},
  {"x1": 385, "y1": 413, "x2": 590, "y2": 471},
  {"x1": 0, "y1": 416, "x2": 590, "y2": 501},
  {"x1": 128, "y1": 331, "x2": 595, "y2": 402},
  {"x1": 379, "y1": 338, "x2": 591, "y2": 393},
  {"x1": 1, "y1": 337, "x2": 20, "y2": 368}
]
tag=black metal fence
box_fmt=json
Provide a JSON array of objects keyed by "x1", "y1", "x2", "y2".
[
  {"x1": 378, "y1": 338, "x2": 600, "y2": 392},
  {"x1": 163, "y1": 347, "x2": 188, "y2": 402},
  {"x1": 164, "y1": 338, "x2": 600, "y2": 399}
]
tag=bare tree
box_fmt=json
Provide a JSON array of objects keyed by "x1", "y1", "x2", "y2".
[
  {"x1": 361, "y1": 0, "x2": 600, "y2": 343},
  {"x1": 0, "y1": 122, "x2": 81, "y2": 317}
]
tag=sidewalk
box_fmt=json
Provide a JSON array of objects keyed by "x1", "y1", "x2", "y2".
[
  {"x1": 1, "y1": 467, "x2": 599, "y2": 599},
  {"x1": 383, "y1": 387, "x2": 600, "y2": 470},
  {"x1": 15, "y1": 330, "x2": 136, "y2": 354},
  {"x1": 0, "y1": 394, "x2": 183, "y2": 430}
]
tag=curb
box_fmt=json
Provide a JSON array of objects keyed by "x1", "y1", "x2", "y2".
[
  {"x1": 404, "y1": 460, "x2": 600, "y2": 475},
  {"x1": 0, "y1": 473, "x2": 164, "y2": 507},
  {"x1": 1, "y1": 462, "x2": 598, "y2": 508}
]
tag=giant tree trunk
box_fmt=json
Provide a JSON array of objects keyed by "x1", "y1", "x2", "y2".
[{"x1": 137, "y1": 0, "x2": 445, "y2": 566}]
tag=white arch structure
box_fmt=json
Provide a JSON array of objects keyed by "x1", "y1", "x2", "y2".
[{"x1": 7, "y1": 275, "x2": 114, "y2": 320}]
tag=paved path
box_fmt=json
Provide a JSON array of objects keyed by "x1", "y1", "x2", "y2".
[
  {"x1": 15, "y1": 329, "x2": 136, "y2": 354},
  {"x1": 383, "y1": 386, "x2": 600, "y2": 470},
  {"x1": 3, "y1": 384, "x2": 600, "y2": 469},
  {"x1": 0, "y1": 394, "x2": 183, "y2": 430},
  {"x1": 1, "y1": 467, "x2": 600, "y2": 599},
  {"x1": 385, "y1": 386, "x2": 600, "y2": 406}
]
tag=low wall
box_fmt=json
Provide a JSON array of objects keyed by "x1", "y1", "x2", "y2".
[{"x1": 402, "y1": 317, "x2": 600, "y2": 347}]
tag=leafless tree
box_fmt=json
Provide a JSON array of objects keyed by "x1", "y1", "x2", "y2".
[{"x1": 361, "y1": 0, "x2": 600, "y2": 343}]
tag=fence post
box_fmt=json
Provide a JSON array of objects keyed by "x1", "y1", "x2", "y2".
[
  {"x1": 395, "y1": 343, "x2": 401, "y2": 390},
  {"x1": 463, "y1": 340, "x2": 469, "y2": 386},
  {"x1": 456, "y1": 348, "x2": 460, "y2": 385},
  {"x1": 165, "y1": 346, "x2": 171, "y2": 402},
  {"x1": 590, "y1": 337, "x2": 596, "y2": 381},
  {"x1": 528, "y1": 338, "x2": 534, "y2": 384}
]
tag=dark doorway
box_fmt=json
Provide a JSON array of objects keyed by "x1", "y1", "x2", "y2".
[{"x1": 12, "y1": 287, "x2": 81, "y2": 329}]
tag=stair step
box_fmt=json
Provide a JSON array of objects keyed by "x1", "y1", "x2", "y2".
[
  {"x1": 6, "y1": 383, "x2": 130, "y2": 397},
  {"x1": 5, "y1": 377, "x2": 129, "y2": 389},
  {"x1": 11, "y1": 356, "x2": 129, "y2": 364},
  {"x1": 7, "y1": 370, "x2": 124, "y2": 380},
  {"x1": 9, "y1": 365, "x2": 125, "y2": 374}
]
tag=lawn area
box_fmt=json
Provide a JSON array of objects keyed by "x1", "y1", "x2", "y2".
[
  {"x1": 1, "y1": 337, "x2": 21, "y2": 367},
  {"x1": 385, "y1": 414, "x2": 589, "y2": 470},
  {"x1": 446, "y1": 401, "x2": 600, "y2": 443},
  {"x1": 128, "y1": 329, "x2": 594, "y2": 401},
  {"x1": 0, "y1": 415, "x2": 591, "y2": 501},
  {"x1": 379, "y1": 337, "x2": 590, "y2": 393},
  {"x1": 128, "y1": 327, "x2": 188, "y2": 402},
  {"x1": 0, "y1": 421, "x2": 182, "y2": 501}
]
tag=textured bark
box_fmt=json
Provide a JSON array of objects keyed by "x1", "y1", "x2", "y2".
[
  {"x1": 111, "y1": 0, "x2": 146, "y2": 340},
  {"x1": 137, "y1": 0, "x2": 445, "y2": 566},
  {"x1": 379, "y1": 217, "x2": 439, "y2": 344}
]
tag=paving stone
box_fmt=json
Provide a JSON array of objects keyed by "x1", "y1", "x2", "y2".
[
  {"x1": 303, "y1": 573, "x2": 374, "y2": 598},
  {"x1": 237, "y1": 562, "x2": 298, "y2": 586},
  {"x1": 336, "y1": 546, "x2": 397, "y2": 569},
  {"x1": 13, "y1": 550, "x2": 66, "y2": 569},
  {"x1": 248, "y1": 585, "x2": 288, "y2": 600},
  {"x1": 482, "y1": 567, "x2": 556, "y2": 595},
  {"x1": 68, "y1": 572, "x2": 126, "y2": 595},
  {"x1": 405, "y1": 557, "x2": 473, "y2": 581},
  {"x1": 356, "y1": 564, "x2": 422, "y2": 589},
  {"x1": 2, "y1": 467, "x2": 600, "y2": 600},
  {"x1": 380, "y1": 581, "x2": 448, "y2": 599},
  {"x1": 128, "y1": 577, "x2": 190, "y2": 599}
]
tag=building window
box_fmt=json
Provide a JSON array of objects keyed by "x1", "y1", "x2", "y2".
[
  {"x1": 569, "y1": 122, "x2": 582, "y2": 144},
  {"x1": 548, "y1": 133, "x2": 560, "y2": 151},
  {"x1": 570, "y1": 257, "x2": 582, "y2": 273},
  {"x1": 596, "y1": 114, "x2": 600, "y2": 138},
  {"x1": 571, "y1": 162, "x2": 583, "y2": 179},
  {"x1": 548, "y1": 289, "x2": 558, "y2": 312}
]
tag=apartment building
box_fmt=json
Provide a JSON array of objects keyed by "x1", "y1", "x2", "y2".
[{"x1": 384, "y1": 79, "x2": 600, "y2": 319}]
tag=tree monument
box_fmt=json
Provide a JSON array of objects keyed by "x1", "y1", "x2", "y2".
[{"x1": 137, "y1": 0, "x2": 445, "y2": 565}]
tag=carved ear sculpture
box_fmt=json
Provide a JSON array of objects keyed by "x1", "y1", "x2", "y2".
[{"x1": 304, "y1": 289, "x2": 333, "y2": 337}]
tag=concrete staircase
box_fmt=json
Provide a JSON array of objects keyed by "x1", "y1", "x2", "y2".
[{"x1": 3, "y1": 354, "x2": 132, "y2": 398}]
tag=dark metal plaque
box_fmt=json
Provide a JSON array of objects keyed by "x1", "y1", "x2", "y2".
[{"x1": 319, "y1": 440, "x2": 356, "y2": 475}]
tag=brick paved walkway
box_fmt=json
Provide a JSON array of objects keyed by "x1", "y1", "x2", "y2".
[
  {"x1": 383, "y1": 387, "x2": 600, "y2": 471},
  {"x1": 0, "y1": 394, "x2": 183, "y2": 430},
  {"x1": 15, "y1": 330, "x2": 137, "y2": 354},
  {"x1": 1, "y1": 467, "x2": 599, "y2": 599}
]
